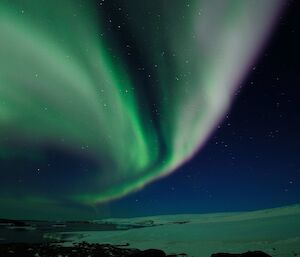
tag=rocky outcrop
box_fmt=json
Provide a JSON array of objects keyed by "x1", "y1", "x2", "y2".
[
  {"x1": 211, "y1": 251, "x2": 272, "y2": 257},
  {"x1": 0, "y1": 242, "x2": 183, "y2": 257},
  {"x1": 129, "y1": 249, "x2": 167, "y2": 256}
]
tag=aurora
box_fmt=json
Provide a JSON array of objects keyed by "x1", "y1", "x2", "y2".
[{"x1": 0, "y1": 0, "x2": 282, "y2": 212}]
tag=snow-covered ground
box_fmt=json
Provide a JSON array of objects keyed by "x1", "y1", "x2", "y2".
[{"x1": 61, "y1": 205, "x2": 300, "y2": 257}]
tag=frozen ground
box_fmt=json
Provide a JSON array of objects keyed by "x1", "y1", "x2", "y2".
[{"x1": 61, "y1": 205, "x2": 300, "y2": 257}]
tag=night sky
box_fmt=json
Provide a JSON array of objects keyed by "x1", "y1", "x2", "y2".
[
  {"x1": 110, "y1": 0, "x2": 300, "y2": 217},
  {"x1": 0, "y1": 0, "x2": 299, "y2": 220}
]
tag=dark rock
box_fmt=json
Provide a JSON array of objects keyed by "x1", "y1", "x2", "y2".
[
  {"x1": 170, "y1": 221, "x2": 190, "y2": 225},
  {"x1": 211, "y1": 251, "x2": 272, "y2": 257},
  {"x1": 0, "y1": 242, "x2": 179, "y2": 257},
  {"x1": 130, "y1": 249, "x2": 166, "y2": 257}
]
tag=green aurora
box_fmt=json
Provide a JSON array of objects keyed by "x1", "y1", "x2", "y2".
[{"x1": 0, "y1": 0, "x2": 282, "y2": 215}]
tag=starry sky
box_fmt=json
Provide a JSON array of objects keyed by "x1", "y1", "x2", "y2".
[
  {"x1": 110, "y1": 0, "x2": 300, "y2": 218},
  {"x1": 0, "y1": 0, "x2": 299, "y2": 220}
]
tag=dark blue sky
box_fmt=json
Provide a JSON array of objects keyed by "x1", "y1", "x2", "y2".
[{"x1": 107, "y1": 1, "x2": 300, "y2": 217}]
